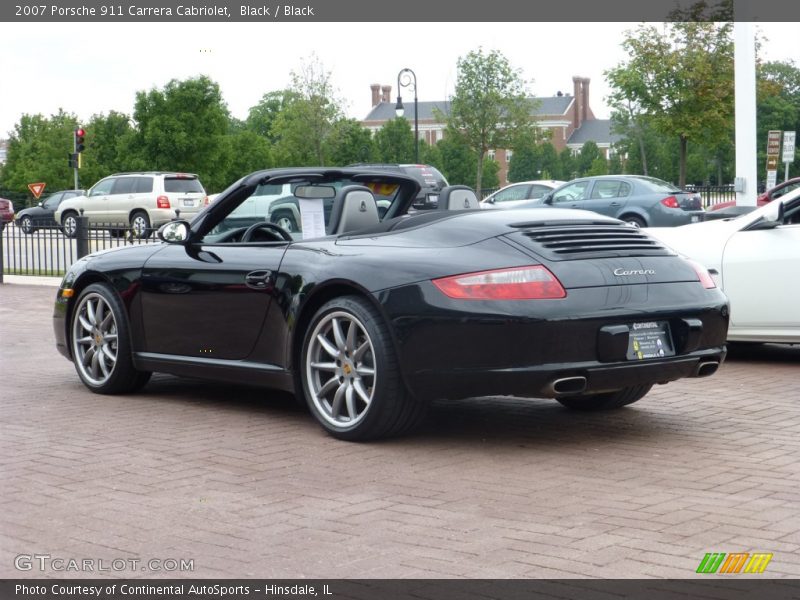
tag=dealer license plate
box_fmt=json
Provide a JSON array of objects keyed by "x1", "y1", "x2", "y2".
[
  {"x1": 691, "y1": 215, "x2": 700, "y2": 222},
  {"x1": 627, "y1": 321, "x2": 675, "y2": 360},
  {"x1": 181, "y1": 199, "x2": 195, "y2": 207}
]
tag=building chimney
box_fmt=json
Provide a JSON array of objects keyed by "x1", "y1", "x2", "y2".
[
  {"x1": 581, "y1": 77, "x2": 590, "y2": 123},
  {"x1": 370, "y1": 83, "x2": 381, "y2": 107},
  {"x1": 572, "y1": 77, "x2": 583, "y2": 129},
  {"x1": 381, "y1": 85, "x2": 392, "y2": 103}
]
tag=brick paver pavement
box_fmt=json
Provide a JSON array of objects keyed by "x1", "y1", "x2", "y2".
[{"x1": 1, "y1": 283, "x2": 799, "y2": 579}]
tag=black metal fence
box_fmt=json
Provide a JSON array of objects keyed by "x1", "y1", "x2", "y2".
[
  {"x1": 685, "y1": 184, "x2": 737, "y2": 209},
  {"x1": 0, "y1": 217, "x2": 160, "y2": 282}
]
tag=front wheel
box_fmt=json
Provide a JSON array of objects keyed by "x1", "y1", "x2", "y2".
[
  {"x1": 272, "y1": 211, "x2": 298, "y2": 233},
  {"x1": 556, "y1": 384, "x2": 653, "y2": 411},
  {"x1": 300, "y1": 296, "x2": 426, "y2": 440},
  {"x1": 20, "y1": 216, "x2": 35, "y2": 234},
  {"x1": 70, "y1": 283, "x2": 151, "y2": 394}
]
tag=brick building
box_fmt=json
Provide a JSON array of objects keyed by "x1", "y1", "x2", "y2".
[{"x1": 362, "y1": 76, "x2": 620, "y2": 185}]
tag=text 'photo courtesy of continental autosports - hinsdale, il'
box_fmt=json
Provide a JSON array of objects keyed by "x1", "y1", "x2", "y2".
[{"x1": 52, "y1": 167, "x2": 729, "y2": 440}]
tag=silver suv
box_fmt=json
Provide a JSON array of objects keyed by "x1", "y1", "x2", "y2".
[{"x1": 55, "y1": 172, "x2": 207, "y2": 238}]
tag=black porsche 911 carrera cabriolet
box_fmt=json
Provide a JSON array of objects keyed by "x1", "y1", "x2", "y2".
[{"x1": 54, "y1": 167, "x2": 729, "y2": 440}]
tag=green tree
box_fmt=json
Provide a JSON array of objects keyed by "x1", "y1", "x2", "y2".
[
  {"x1": 220, "y1": 131, "x2": 273, "y2": 187},
  {"x1": 606, "y1": 22, "x2": 734, "y2": 188},
  {"x1": 246, "y1": 90, "x2": 298, "y2": 141},
  {"x1": 130, "y1": 75, "x2": 231, "y2": 190},
  {"x1": 79, "y1": 111, "x2": 138, "y2": 186},
  {"x1": 559, "y1": 148, "x2": 576, "y2": 180},
  {"x1": 273, "y1": 54, "x2": 344, "y2": 166},
  {"x1": 374, "y1": 118, "x2": 415, "y2": 163},
  {"x1": 444, "y1": 48, "x2": 536, "y2": 193},
  {"x1": 507, "y1": 140, "x2": 538, "y2": 182},
  {"x1": 326, "y1": 119, "x2": 375, "y2": 165},
  {"x1": 576, "y1": 141, "x2": 603, "y2": 176},
  {"x1": 1, "y1": 110, "x2": 78, "y2": 199}
]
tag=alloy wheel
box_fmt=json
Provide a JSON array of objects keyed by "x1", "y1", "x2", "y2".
[
  {"x1": 72, "y1": 292, "x2": 119, "y2": 386},
  {"x1": 305, "y1": 311, "x2": 376, "y2": 427}
]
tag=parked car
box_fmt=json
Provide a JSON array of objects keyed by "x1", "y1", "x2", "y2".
[
  {"x1": 0, "y1": 198, "x2": 13, "y2": 228},
  {"x1": 517, "y1": 175, "x2": 705, "y2": 227},
  {"x1": 53, "y1": 167, "x2": 727, "y2": 441},
  {"x1": 55, "y1": 172, "x2": 208, "y2": 239},
  {"x1": 347, "y1": 163, "x2": 449, "y2": 210},
  {"x1": 648, "y1": 188, "x2": 800, "y2": 343},
  {"x1": 706, "y1": 177, "x2": 800, "y2": 215},
  {"x1": 15, "y1": 190, "x2": 84, "y2": 234},
  {"x1": 480, "y1": 180, "x2": 565, "y2": 209}
]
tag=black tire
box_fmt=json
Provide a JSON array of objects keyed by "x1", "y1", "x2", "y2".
[
  {"x1": 622, "y1": 215, "x2": 647, "y2": 228},
  {"x1": 62, "y1": 211, "x2": 79, "y2": 238},
  {"x1": 300, "y1": 295, "x2": 426, "y2": 441},
  {"x1": 70, "y1": 283, "x2": 151, "y2": 394},
  {"x1": 20, "y1": 216, "x2": 35, "y2": 234},
  {"x1": 272, "y1": 211, "x2": 298, "y2": 233},
  {"x1": 557, "y1": 384, "x2": 653, "y2": 411},
  {"x1": 130, "y1": 211, "x2": 151, "y2": 239}
]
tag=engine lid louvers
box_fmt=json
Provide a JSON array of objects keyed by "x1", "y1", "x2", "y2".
[{"x1": 508, "y1": 224, "x2": 673, "y2": 261}]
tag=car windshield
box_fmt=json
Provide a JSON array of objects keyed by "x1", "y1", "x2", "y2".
[{"x1": 203, "y1": 175, "x2": 405, "y2": 243}]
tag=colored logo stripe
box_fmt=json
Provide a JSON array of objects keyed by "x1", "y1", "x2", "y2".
[{"x1": 696, "y1": 552, "x2": 773, "y2": 574}]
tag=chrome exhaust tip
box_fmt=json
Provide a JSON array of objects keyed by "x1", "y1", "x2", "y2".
[
  {"x1": 695, "y1": 361, "x2": 719, "y2": 378},
  {"x1": 546, "y1": 376, "x2": 588, "y2": 396}
]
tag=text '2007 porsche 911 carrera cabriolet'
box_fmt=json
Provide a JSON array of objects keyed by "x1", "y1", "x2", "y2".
[{"x1": 54, "y1": 167, "x2": 729, "y2": 440}]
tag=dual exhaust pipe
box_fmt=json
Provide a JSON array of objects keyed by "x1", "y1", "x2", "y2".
[{"x1": 544, "y1": 360, "x2": 720, "y2": 397}]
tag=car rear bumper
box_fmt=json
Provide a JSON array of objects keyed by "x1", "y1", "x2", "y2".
[
  {"x1": 407, "y1": 348, "x2": 726, "y2": 400},
  {"x1": 377, "y1": 280, "x2": 729, "y2": 401}
]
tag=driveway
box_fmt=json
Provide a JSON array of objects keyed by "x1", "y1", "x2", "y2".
[{"x1": 1, "y1": 283, "x2": 799, "y2": 578}]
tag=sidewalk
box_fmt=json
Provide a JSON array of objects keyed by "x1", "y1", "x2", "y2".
[{"x1": 0, "y1": 274, "x2": 62, "y2": 286}]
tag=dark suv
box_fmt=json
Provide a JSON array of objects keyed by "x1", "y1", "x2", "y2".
[{"x1": 347, "y1": 164, "x2": 449, "y2": 209}]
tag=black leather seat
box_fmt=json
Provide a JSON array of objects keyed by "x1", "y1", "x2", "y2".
[
  {"x1": 437, "y1": 185, "x2": 480, "y2": 210},
  {"x1": 327, "y1": 186, "x2": 381, "y2": 235}
]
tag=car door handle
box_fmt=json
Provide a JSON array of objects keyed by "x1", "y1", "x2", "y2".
[
  {"x1": 609, "y1": 202, "x2": 621, "y2": 207},
  {"x1": 245, "y1": 270, "x2": 273, "y2": 289}
]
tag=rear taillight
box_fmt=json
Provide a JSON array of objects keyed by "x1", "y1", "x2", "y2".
[
  {"x1": 685, "y1": 259, "x2": 716, "y2": 289},
  {"x1": 661, "y1": 196, "x2": 680, "y2": 208},
  {"x1": 203, "y1": 196, "x2": 209, "y2": 206},
  {"x1": 432, "y1": 265, "x2": 567, "y2": 300},
  {"x1": 157, "y1": 196, "x2": 170, "y2": 209}
]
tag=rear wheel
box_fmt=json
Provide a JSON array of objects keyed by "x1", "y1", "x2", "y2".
[
  {"x1": 622, "y1": 215, "x2": 646, "y2": 228},
  {"x1": 70, "y1": 283, "x2": 151, "y2": 394},
  {"x1": 300, "y1": 296, "x2": 426, "y2": 440},
  {"x1": 62, "y1": 212, "x2": 79, "y2": 238},
  {"x1": 557, "y1": 384, "x2": 653, "y2": 411},
  {"x1": 131, "y1": 211, "x2": 151, "y2": 239}
]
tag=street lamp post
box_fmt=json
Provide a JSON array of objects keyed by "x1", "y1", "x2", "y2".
[{"x1": 394, "y1": 68, "x2": 418, "y2": 163}]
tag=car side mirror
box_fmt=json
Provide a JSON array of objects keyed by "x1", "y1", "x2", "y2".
[
  {"x1": 543, "y1": 194, "x2": 553, "y2": 205},
  {"x1": 748, "y1": 201, "x2": 785, "y2": 231},
  {"x1": 486, "y1": 197, "x2": 495, "y2": 204},
  {"x1": 158, "y1": 220, "x2": 191, "y2": 244}
]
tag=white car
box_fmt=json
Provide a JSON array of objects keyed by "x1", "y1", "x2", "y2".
[
  {"x1": 55, "y1": 172, "x2": 207, "y2": 239},
  {"x1": 481, "y1": 180, "x2": 565, "y2": 209},
  {"x1": 647, "y1": 190, "x2": 800, "y2": 343}
]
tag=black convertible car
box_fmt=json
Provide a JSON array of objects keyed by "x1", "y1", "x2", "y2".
[{"x1": 54, "y1": 167, "x2": 729, "y2": 440}]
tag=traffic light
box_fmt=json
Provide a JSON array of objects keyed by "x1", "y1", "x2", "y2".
[{"x1": 74, "y1": 128, "x2": 86, "y2": 153}]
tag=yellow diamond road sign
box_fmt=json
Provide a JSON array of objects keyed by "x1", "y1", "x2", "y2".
[{"x1": 27, "y1": 182, "x2": 46, "y2": 199}]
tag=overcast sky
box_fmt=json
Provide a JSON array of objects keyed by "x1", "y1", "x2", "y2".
[{"x1": 1, "y1": 22, "x2": 798, "y2": 138}]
